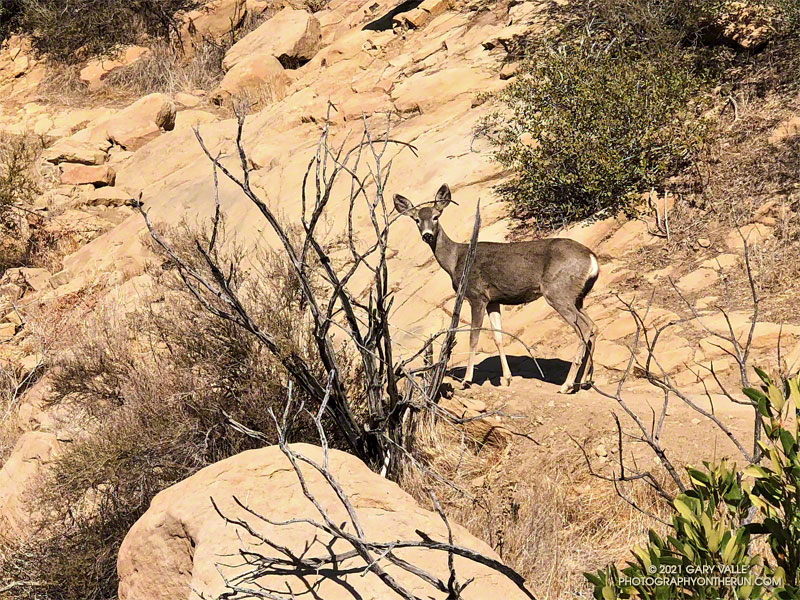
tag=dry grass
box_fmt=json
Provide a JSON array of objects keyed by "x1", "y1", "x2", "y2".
[
  {"x1": 400, "y1": 406, "x2": 673, "y2": 599},
  {"x1": 103, "y1": 11, "x2": 272, "y2": 99}
]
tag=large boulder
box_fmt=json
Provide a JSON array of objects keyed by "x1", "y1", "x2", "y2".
[
  {"x1": 211, "y1": 54, "x2": 291, "y2": 105},
  {"x1": 222, "y1": 7, "x2": 322, "y2": 71},
  {"x1": 118, "y1": 444, "x2": 529, "y2": 600},
  {"x1": 182, "y1": 0, "x2": 248, "y2": 50},
  {"x1": 71, "y1": 93, "x2": 177, "y2": 151}
]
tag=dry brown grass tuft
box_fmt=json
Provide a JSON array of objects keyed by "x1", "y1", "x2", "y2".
[
  {"x1": 401, "y1": 407, "x2": 673, "y2": 599},
  {"x1": 103, "y1": 11, "x2": 272, "y2": 99}
]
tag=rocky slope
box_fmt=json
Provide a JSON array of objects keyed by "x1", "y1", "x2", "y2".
[{"x1": 0, "y1": 0, "x2": 798, "y2": 595}]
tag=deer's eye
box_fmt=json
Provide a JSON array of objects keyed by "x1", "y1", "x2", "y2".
[{"x1": 432, "y1": 216, "x2": 438, "y2": 222}]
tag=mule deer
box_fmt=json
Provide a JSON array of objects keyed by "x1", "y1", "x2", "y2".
[{"x1": 393, "y1": 184, "x2": 599, "y2": 393}]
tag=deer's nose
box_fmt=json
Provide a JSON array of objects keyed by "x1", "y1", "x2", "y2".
[{"x1": 422, "y1": 232, "x2": 434, "y2": 244}]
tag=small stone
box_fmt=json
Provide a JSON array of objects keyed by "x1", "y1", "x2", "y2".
[
  {"x1": 499, "y1": 62, "x2": 519, "y2": 80},
  {"x1": 175, "y1": 92, "x2": 201, "y2": 107},
  {"x1": 0, "y1": 321, "x2": 17, "y2": 340},
  {"x1": 2, "y1": 311, "x2": 23, "y2": 327},
  {"x1": 697, "y1": 237, "x2": 712, "y2": 248},
  {"x1": 594, "y1": 444, "x2": 608, "y2": 457}
]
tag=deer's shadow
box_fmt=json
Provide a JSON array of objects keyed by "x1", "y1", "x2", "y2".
[{"x1": 448, "y1": 355, "x2": 571, "y2": 387}]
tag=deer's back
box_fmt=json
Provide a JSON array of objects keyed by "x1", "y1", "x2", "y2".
[{"x1": 457, "y1": 237, "x2": 597, "y2": 305}]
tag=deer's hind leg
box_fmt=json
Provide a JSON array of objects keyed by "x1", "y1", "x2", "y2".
[
  {"x1": 544, "y1": 294, "x2": 596, "y2": 394},
  {"x1": 575, "y1": 308, "x2": 596, "y2": 386},
  {"x1": 463, "y1": 299, "x2": 486, "y2": 388},
  {"x1": 487, "y1": 302, "x2": 512, "y2": 386}
]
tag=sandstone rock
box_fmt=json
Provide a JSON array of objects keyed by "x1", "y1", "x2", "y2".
[
  {"x1": 246, "y1": 0, "x2": 270, "y2": 13},
  {"x1": 223, "y1": 8, "x2": 322, "y2": 71},
  {"x1": 175, "y1": 92, "x2": 202, "y2": 108},
  {"x1": 85, "y1": 187, "x2": 134, "y2": 207},
  {"x1": 80, "y1": 46, "x2": 150, "y2": 91},
  {"x1": 107, "y1": 94, "x2": 176, "y2": 150},
  {"x1": 211, "y1": 54, "x2": 291, "y2": 105},
  {"x1": 183, "y1": 0, "x2": 248, "y2": 47},
  {"x1": 9, "y1": 267, "x2": 52, "y2": 292},
  {"x1": 394, "y1": 7, "x2": 429, "y2": 28},
  {"x1": 391, "y1": 66, "x2": 493, "y2": 113},
  {"x1": 0, "y1": 432, "x2": 60, "y2": 537},
  {"x1": 700, "y1": 253, "x2": 738, "y2": 271},
  {"x1": 33, "y1": 116, "x2": 54, "y2": 136},
  {"x1": 69, "y1": 94, "x2": 176, "y2": 152},
  {"x1": 117, "y1": 444, "x2": 527, "y2": 600},
  {"x1": 61, "y1": 164, "x2": 116, "y2": 187},
  {"x1": 2, "y1": 310, "x2": 23, "y2": 326},
  {"x1": 174, "y1": 109, "x2": 219, "y2": 130},
  {"x1": 439, "y1": 396, "x2": 510, "y2": 448},
  {"x1": 0, "y1": 321, "x2": 16, "y2": 341},
  {"x1": 419, "y1": 0, "x2": 450, "y2": 18},
  {"x1": 43, "y1": 138, "x2": 107, "y2": 165},
  {"x1": 594, "y1": 340, "x2": 630, "y2": 369},
  {"x1": 768, "y1": 116, "x2": 800, "y2": 145},
  {"x1": 725, "y1": 223, "x2": 772, "y2": 251},
  {"x1": 676, "y1": 268, "x2": 718, "y2": 294},
  {"x1": 499, "y1": 61, "x2": 519, "y2": 79},
  {"x1": 0, "y1": 282, "x2": 23, "y2": 301}
]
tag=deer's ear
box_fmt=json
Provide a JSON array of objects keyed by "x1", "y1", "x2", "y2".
[
  {"x1": 434, "y1": 183, "x2": 451, "y2": 211},
  {"x1": 393, "y1": 194, "x2": 414, "y2": 215}
]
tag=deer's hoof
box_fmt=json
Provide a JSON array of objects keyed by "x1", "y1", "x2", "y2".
[
  {"x1": 558, "y1": 382, "x2": 576, "y2": 394},
  {"x1": 501, "y1": 376, "x2": 512, "y2": 387},
  {"x1": 461, "y1": 380, "x2": 473, "y2": 390}
]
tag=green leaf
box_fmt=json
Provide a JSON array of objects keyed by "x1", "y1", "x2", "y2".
[
  {"x1": 754, "y1": 366, "x2": 771, "y2": 385},
  {"x1": 743, "y1": 464, "x2": 770, "y2": 479},
  {"x1": 602, "y1": 584, "x2": 616, "y2": 600}
]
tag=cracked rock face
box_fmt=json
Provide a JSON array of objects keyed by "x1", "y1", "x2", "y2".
[{"x1": 117, "y1": 443, "x2": 529, "y2": 600}]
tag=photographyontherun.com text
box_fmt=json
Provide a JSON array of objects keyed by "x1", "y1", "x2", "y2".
[{"x1": 620, "y1": 564, "x2": 782, "y2": 588}]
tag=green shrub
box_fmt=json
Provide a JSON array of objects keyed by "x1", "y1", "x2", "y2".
[
  {"x1": 13, "y1": 0, "x2": 201, "y2": 63},
  {"x1": 485, "y1": 38, "x2": 710, "y2": 229},
  {"x1": 586, "y1": 369, "x2": 800, "y2": 599}
]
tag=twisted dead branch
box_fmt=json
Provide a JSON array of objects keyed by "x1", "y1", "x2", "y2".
[
  {"x1": 138, "y1": 102, "x2": 488, "y2": 477},
  {"x1": 211, "y1": 384, "x2": 536, "y2": 600}
]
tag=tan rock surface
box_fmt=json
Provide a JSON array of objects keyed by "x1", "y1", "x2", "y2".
[
  {"x1": 0, "y1": 432, "x2": 60, "y2": 537},
  {"x1": 117, "y1": 444, "x2": 530, "y2": 600},
  {"x1": 72, "y1": 93, "x2": 176, "y2": 151},
  {"x1": 43, "y1": 138, "x2": 107, "y2": 165},
  {"x1": 211, "y1": 54, "x2": 291, "y2": 105},
  {"x1": 222, "y1": 8, "x2": 322, "y2": 71},
  {"x1": 61, "y1": 164, "x2": 116, "y2": 186}
]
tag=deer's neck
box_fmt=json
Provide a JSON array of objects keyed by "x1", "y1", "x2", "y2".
[{"x1": 429, "y1": 226, "x2": 464, "y2": 282}]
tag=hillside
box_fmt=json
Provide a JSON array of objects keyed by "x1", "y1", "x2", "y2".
[{"x1": 1, "y1": 0, "x2": 799, "y2": 598}]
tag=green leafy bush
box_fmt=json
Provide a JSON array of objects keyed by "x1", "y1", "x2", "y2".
[
  {"x1": 485, "y1": 39, "x2": 709, "y2": 229},
  {"x1": 12, "y1": 0, "x2": 201, "y2": 63},
  {"x1": 586, "y1": 369, "x2": 800, "y2": 599}
]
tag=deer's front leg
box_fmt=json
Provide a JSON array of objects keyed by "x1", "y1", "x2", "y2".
[{"x1": 463, "y1": 300, "x2": 486, "y2": 388}]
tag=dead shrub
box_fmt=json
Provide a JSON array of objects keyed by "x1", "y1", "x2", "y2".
[
  {"x1": 400, "y1": 407, "x2": 672, "y2": 599},
  {"x1": 0, "y1": 134, "x2": 45, "y2": 276},
  {"x1": 13, "y1": 0, "x2": 202, "y2": 63},
  {"x1": 0, "y1": 219, "x2": 353, "y2": 600}
]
